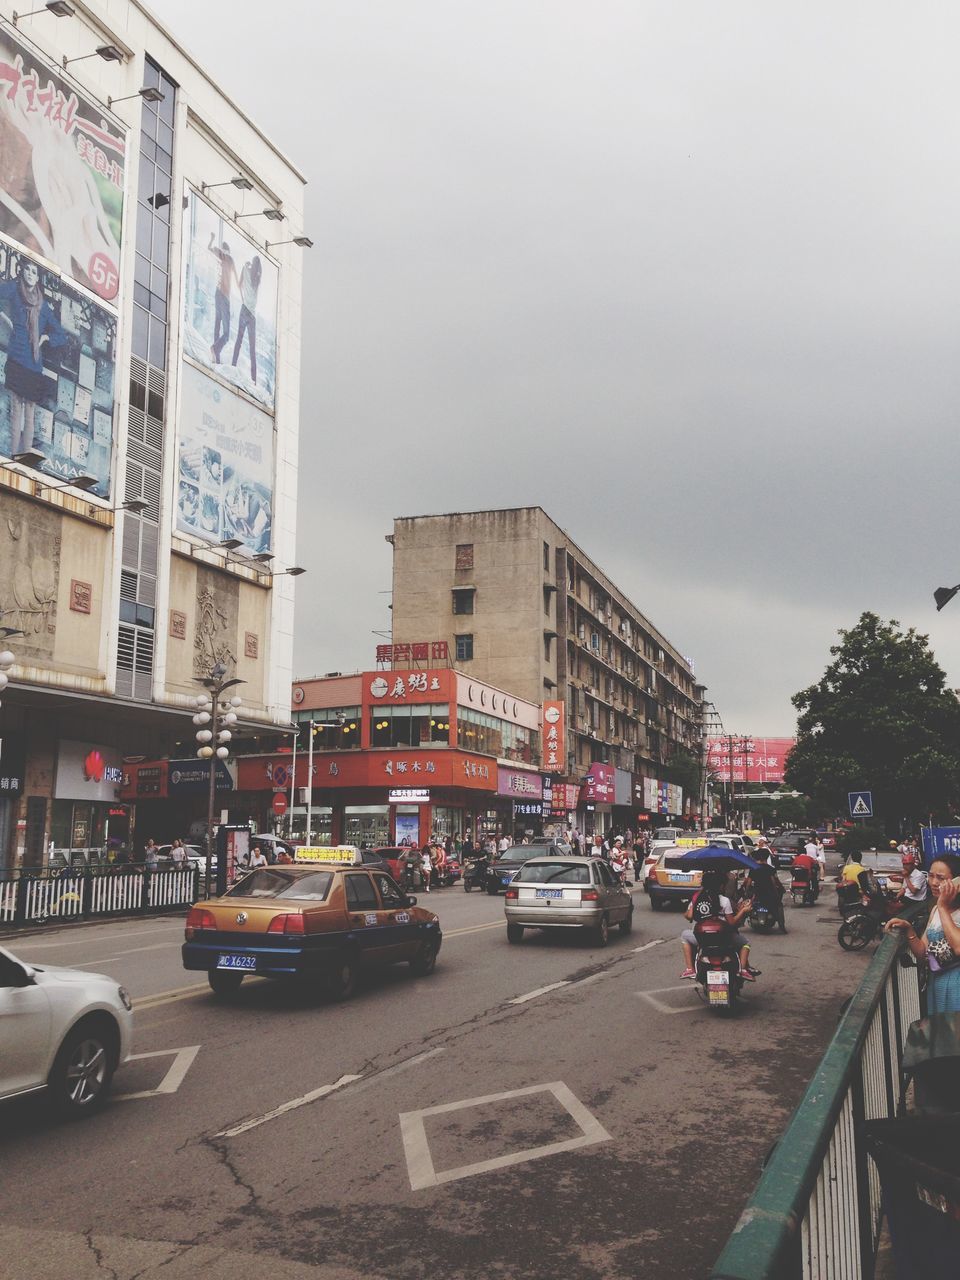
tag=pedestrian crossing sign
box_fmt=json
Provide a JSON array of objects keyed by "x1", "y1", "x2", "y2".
[{"x1": 848, "y1": 791, "x2": 873, "y2": 818}]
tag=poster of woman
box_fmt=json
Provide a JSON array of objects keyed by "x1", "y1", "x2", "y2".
[
  {"x1": 0, "y1": 236, "x2": 116, "y2": 496},
  {"x1": 182, "y1": 190, "x2": 278, "y2": 412}
]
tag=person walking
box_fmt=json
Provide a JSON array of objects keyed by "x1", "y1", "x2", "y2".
[
  {"x1": 420, "y1": 844, "x2": 433, "y2": 893},
  {"x1": 170, "y1": 838, "x2": 188, "y2": 869}
]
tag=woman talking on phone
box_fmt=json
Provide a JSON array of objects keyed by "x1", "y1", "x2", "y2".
[{"x1": 886, "y1": 854, "x2": 960, "y2": 1014}]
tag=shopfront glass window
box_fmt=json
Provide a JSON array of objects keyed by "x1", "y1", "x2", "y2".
[
  {"x1": 369, "y1": 706, "x2": 449, "y2": 749},
  {"x1": 344, "y1": 808, "x2": 390, "y2": 849},
  {"x1": 294, "y1": 709, "x2": 361, "y2": 752},
  {"x1": 290, "y1": 808, "x2": 333, "y2": 845}
]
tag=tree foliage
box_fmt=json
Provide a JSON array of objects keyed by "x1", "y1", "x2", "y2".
[
  {"x1": 785, "y1": 612, "x2": 960, "y2": 830},
  {"x1": 664, "y1": 747, "x2": 702, "y2": 800}
]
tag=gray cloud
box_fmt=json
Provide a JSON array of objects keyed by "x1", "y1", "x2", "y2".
[{"x1": 152, "y1": 1, "x2": 960, "y2": 732}]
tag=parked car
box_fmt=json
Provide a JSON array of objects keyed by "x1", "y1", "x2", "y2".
[
  {"x1": 182, "y1": 864, "x2": 441, "y2": 1000},
  {"x1": 157, "y1": 843, "x2": 205, "y2": 867},
  {"x1": 0, "y1": 944, "x2": 133, "y2": 1117},
  {"x1": 371, "y1": 846, "x2": 410, "y2": 882},
  {"x1": 504, "y1": 855, "x2": 633, "y2": 946}
]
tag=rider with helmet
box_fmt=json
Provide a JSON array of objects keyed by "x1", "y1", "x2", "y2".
[
  {"x1": 745, "y1": 838, "x2": 787, "y2": 932},
  {"x1": 680, "y1": 869, "x2": 755, "y2": 980}
]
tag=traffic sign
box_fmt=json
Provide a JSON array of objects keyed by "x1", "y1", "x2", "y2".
[
  {"x1": 848, "y1": 791, "x2": 873, "y2": 818},
  {"x1": 272, "y1": 792, "x2": 288, "y2": 816}
]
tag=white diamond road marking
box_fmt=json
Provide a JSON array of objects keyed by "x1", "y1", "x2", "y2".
[
  {"x1": 399, "y1": 1081, "x2": 612, "y2": 1190},
  {"x1": 114, "y1": 1045, "x2": 201, "y2": 1101},
  {"x1": 635, "y1": 986, "x2": 699, "y2": 1016}
]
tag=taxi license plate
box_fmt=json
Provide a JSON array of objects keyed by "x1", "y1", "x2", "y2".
[
  {"x1": 217, "y1": 953, "x2": 257, "y2": 971},
  {"x1": 706, "y1": 970, "x2": 729, "y2": 987},
  {"x1": 669, "y1": 872, "x2": 694, "y2": 884},
  {"x1": 535, "y1": 888, "x2": 563, "y2": 899}
]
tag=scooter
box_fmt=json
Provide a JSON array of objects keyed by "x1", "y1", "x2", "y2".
[
  {"x1": 693, "y1": 918, "x2": 754, "y2": 1012},
  {"x1": 462, "y1": 855, "x2": 488, "y2": 892},
  {"x1": 401, "y1": 857, "x2": 425, "y2": 893},
  {"x1": 837, "y1": 885, "x2": 916, "y2": 951},
  {"x1": 790, "y1": 866, "x2": 820, "y2": 907},
  {"x1": 747, "y1": 900, "x2": 779, "y2": 933}
]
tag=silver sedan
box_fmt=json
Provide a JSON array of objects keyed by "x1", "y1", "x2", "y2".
[{"x1": 503, "y1": 855, "x2": 633, "y2": 946}]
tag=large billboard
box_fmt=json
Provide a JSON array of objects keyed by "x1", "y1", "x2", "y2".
[
  {"x1": 0, "y1": 27, "x2": 125, "y2": 301},
  {"x1": 181, "y1": 190, "x2": 278, "y2": 412},
  {"x1": 706, "y1": 737, "x2": 795, "y2": 784},
  {"x1": 176, "y1": 362, "x2": 273, "y2": 555},
  {"x1": 0, "y1": 237, "x2": 116, "y2": 495}
]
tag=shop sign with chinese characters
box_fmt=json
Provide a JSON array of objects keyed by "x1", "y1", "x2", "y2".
[
  {"x1": 237, "y1": 749, "x2": 496, "y2": 793},
  {"x1": 366, "y1": 669, "x2": 455, "y2": 705},
  {"x1": 376, "y1": 642, "x2": 449, "y2": 665},
  {"x1": 584, "y1": 763, "x2": 616, "y2": 804},
  {"x1": 514, "y1": 801, "x2": 543, "y2": 817},
  {"x1": 0, "y1": 734, "x2": 25, "y2": 794},
  {"x1": 542, "y1": 700, "x2": 565, "y2": 773},
  {"x1": 388, "y1": 788, "x2": 430, "y2": 803},
  {"x1": 497, "y1": 768, "x2": 543, "y2": 799}
]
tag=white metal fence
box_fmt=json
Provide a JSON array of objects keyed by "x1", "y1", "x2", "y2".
[{"x1": 0, "y1": 864, "x2": 198, "y2": 927}]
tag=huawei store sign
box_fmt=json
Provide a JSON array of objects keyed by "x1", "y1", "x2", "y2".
[{"x1": 83, "y1": 749, "x2": 124, "y2": 785}]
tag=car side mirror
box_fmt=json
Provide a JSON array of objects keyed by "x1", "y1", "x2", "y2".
[
  {"x1": 0, "y1": 960, "x2": 35, "y2": 988},
  {"x1": 405, "y1": 895, "x2": 418, "y2": 907}
]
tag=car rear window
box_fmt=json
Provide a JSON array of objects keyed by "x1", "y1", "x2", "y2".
[
  {"x1": 518, "y1": 861, "x2": 590, "y2": 885},
  {"x1": 227, "y1": 870, "x2": 333, "y2": 901}
]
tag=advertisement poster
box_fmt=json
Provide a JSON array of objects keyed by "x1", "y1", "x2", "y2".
[
  {"x1": 0, "y1": 27, "x2": 125, "y2": 301},
  {"x1": 182, "y1": 190, "x2": 278, "y2": 411},
  {"x1": 176, "y1": 362, "x2": 273, "y2": 554},
  {"x1": 542, "y1": 700, "x2": 565, "y2": 773},
  {"x1": 0, "y1": 237, "x2": 116, "y2": 494},
  {"x1": 395, "y1": 812, "x2": 420, "y2": 847},
  {"x1": 706, "y1": 737, "x2": 795, "y2": 784}
]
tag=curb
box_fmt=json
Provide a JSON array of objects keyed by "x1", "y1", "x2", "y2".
[{"x1": 0, "y1": 905, "x2": 191, "y2": 943}]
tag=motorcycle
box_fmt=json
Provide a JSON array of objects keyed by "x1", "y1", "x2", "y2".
[
  {"x1": 747, "y1": 900, "x2": 779, "y2": 933},
  {"x1": 837, "y1": 885, "x2": 913, "y2": 951},
  {"x1": 790, "y1": 866, "x2": 820, "y2": 907},
  {"x1": 401, "y1": 857, "x2": 426, "y2": 893},
  {"x1": 462, "y1": 856, "x2": 488, "y2": 892},
  {"x1": 693, "y1": 917, "x2": 755, "y2": 1012}
]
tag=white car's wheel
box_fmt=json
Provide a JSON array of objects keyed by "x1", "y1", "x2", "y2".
[{"x1": 48, "y1": 1019, "x2": 117, "y2": 1117}]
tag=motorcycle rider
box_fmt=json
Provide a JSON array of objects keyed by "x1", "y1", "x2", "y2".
[
  {"x1": 746, "y1": 839, "x2": 787, "y2": 933},
  {"x1": 680, "y1": 869, "x2": 756, "y2": 980},
  {"x1": 793, "y1": 845, "x2": 821, "y2": 898}
]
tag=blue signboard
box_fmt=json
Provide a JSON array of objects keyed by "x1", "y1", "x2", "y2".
[
  {"x1": 921, "y1": 827, "x2": 960, "y2": 863},
  {"x1": 168, "y1": 758, "x2": 233, "y2": 794},
  {"x1": 848, "y1": 791, "x2": 873, "y2": 818}
]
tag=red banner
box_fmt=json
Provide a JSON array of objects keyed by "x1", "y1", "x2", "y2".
[{"x1": 706, "y1": 737, "x2": 795, "y2": 784}]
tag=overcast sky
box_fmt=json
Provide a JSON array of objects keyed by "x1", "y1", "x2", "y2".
[{"x1": 152, "y1": 1, "x2": 960, "y2": 734}]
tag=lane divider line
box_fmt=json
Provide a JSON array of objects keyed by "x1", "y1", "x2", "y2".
[
  {"x1": 508, "y1": 981, "x2": 570, "y2": 1005},
  {"x1": 216, "y1": 1073, "x2": 362, "y2": 1138},
  {"x1": 631, "y1": 939, "x2": 666, "y2": 954}
]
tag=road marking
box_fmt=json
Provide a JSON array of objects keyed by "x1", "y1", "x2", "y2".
[
  {"x1": 335, "y1": 1048, "x2": 445, "y2": 1099},
  {"x1": 445, "y1": 921, "x2": 503, "y2": 938},
  {"x1": 567, "y1": 971, "x2": 608, "y2": 989},
  {"x1": 217, "y1": 1073, "x2": 362, "y2": 1138},
  {"x1": 400, "y1": 1081, "x2": 612, "y2": 1191},
  {"x1": 635, "y1": 986, "x2": 699, "y2": 1015},
  {"x1": 135, "y1": 982, "x2": 210, "y2": 1009},
  {"x1": 632, "y1": 939, "x2": 665, "y2": 954},
  {"x1": 13, "y1": 923, "x2": 183, "y2": 951},
  {"x1": 115, "y1": 1045, "x2": 201, "y2": 1101},
  {"x1": 508, "y1": 981, "x2": 570, "y2": 1005}
]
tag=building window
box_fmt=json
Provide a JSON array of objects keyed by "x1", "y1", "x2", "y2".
[
  {"x1": 452, "y1": 588, "x2": 475, "y2": 615},
  {"x1": 543, "y1": 541, "x2": 550, "y2": 572},
  {"x1": 543, "y1": 634, "x2": 552, "y2": 661},
  {"x1": 456, "y1": 543, "x2": 474, "y2": 570},
  {"x1": 543, "y1": 586, "x2": 551, "y2": 616},
  {"x1": 455, "y1": 634, "x2": 473, "y2": 662}
]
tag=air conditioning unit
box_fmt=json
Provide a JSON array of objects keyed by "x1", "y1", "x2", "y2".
[{"x1": 578, "y1": 624, "x2": 585, "y2": 639}]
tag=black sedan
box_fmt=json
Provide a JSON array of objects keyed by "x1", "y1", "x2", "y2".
[{"x1": 484, "y1": 845, "x2": 559, "y2": 894}]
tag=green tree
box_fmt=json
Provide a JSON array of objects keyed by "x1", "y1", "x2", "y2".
[
  {"x1": 663, "y1": 747, "x2": 702, "y2": 801},
  {"x1": 785, "y1": 612, "x2": 960, "y2": 831}
]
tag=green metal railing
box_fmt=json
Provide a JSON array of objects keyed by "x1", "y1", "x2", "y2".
[{"x1": 710, "y1": 934, "x2": 920, "y2": 1280}]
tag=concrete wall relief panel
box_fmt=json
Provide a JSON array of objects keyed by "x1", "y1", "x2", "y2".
[
  {"x1": 0, "y1": 494, "x2": 60, "y2": 663},
  {"x1": 193, "y1": 566, "x2": 239, "y2": 679}
]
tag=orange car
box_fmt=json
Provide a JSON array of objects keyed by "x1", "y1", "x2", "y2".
[{"x1": 182, "y1": 863, "x2": 441, "y2": 1000}]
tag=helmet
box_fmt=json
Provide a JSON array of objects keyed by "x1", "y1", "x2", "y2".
[{"x1": 889, "y1": 841, "x2": 899, "y2": 849}]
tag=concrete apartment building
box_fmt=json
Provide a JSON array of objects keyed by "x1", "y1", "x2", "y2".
[
  {"x1": 0, "y1": 1, "x2": 306, "y2": 868},
  {"x1": 389, "y1": 508, "x2": 706, "y2": 803}
]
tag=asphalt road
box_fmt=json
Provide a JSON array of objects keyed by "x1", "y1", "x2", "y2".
[{"x1": 0, "y1": 875, "x2": 876, "y2": 1280}]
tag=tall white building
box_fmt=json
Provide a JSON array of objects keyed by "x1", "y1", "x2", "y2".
[{"x1": 0, "y1": 1, "x2": 307, "y2": 867}]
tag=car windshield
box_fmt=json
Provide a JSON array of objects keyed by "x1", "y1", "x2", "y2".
[
  {"x1": 518, "y1": 861, "x2": 590, "y2": 884},
  {"x1": 227, "y1": 870, "x2": 334, "y2": 901},
  {"x1": 498, "y1": 848, "x2": 529, "y2": 861}
]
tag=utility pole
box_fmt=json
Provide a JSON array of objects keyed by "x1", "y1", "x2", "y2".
[{"x1": 192, "y1": 664, "x2": 245, "y2": 898}]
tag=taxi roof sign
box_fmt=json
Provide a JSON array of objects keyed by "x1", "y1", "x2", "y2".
[{"x1": 294, "y1": 845, "x2": 361, "y2": 865}]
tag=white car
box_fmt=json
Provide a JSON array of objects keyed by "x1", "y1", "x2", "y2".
[{"x1": 0, "y1": 945, "x2": 133, "y2": 1117}]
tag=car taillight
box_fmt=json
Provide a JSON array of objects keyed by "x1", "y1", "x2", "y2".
[
  {"x1": 268, "y1": 913, "x2": 305, "y2": 935},
  {"x1": 185, "y1": 907, "x2": 215, "y2": 940},
  {"x1": 581, "y1": 888, "x2": 599, "y2": 901},
  {"x1": 505, "y1": 888, "x2": 518, "y2": 900}
]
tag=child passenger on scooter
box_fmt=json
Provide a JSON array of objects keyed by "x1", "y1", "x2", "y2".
[{"x1": 679, "y1": 870, "x2": 755, "y2": 981}]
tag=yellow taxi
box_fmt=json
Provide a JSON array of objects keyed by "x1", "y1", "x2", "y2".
[
  {"x1": 644, "y1": 845, "x2": 703, "y2": 910},
  {"x1": 182, "y1": 852, "x2": 441, "y2": 1000}
]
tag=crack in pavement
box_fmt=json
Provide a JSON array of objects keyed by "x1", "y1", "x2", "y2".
[{"x1": 82, "y1": 1228, "x2": 119, "y2": 1280}]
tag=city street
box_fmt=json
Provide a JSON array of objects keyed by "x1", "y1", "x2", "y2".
[{"x1": 0, "y1": 879, "x2": 873, "y2": 1280}]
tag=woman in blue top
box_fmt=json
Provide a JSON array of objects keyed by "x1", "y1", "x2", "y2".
[
  {"x1": 0, "y1": 259, "x2": 68, "y2": 458},
  {"x1": 887, "y1": 854, "x2": 960, "y2": 1014}
]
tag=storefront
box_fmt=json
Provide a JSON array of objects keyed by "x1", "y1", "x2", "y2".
[
  {"x1": 579, "y1": 763, "x2": 615, "y2": 835},
  {"x1": 497, "y1": 766, "x2": 545, "y2": 840},
  {"x1": 52, "y1": 740, "x2": 130, "y2": 859}
]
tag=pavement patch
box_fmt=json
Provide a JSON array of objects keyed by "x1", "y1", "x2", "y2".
[{"x1": 399, "y1": 1081, "x2": 611, "y2": 1190}]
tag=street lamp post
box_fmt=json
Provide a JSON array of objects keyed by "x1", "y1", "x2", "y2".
[
  {"x1": 298, "y1": 713, "x2": 347, "y2": 847},
  {"x1": 192, "y1": 664, "x2": 245, "y2": 898}
]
